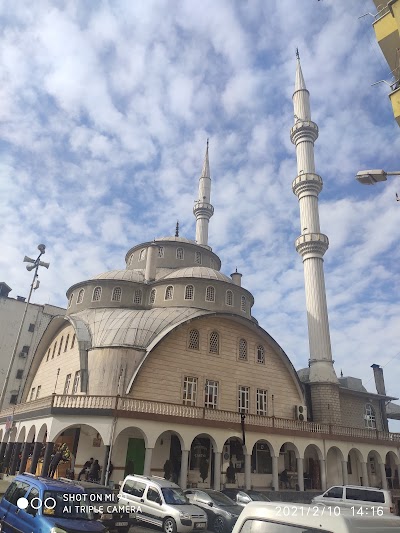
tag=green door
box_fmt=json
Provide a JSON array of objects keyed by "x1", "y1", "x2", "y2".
[{"x1": 125, "y1": 438, "x2": 145, "y2": 476}]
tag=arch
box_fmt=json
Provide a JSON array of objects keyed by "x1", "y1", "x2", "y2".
[
  {"x1": 364, "y1": 403, "x2": 376, "y2": 429},
  {"x1": 139, "y1": 249, "x2": 146, "y2": 261},
  {"x1": 367, "y1": 449, "x2": 384, "y2": 488},
  {"x1": 226, "y1": 290, "x2": 233, "y2": 306},
  {"x1": 68, "y1": 293, "x2": 74, "y2": 308},
  {"x1": 188, "y1": 329, "x2": 200, "y2": 350},
  {"x1": 256, "y1": 344, "x2": 265, "y2": 364},
  {"x1": 77, "y1": 288, "x2": 85, "y2": 304},
  {"x1": 149, "y1": 289, "x2": 156, "y2": 304},
  {"x1": 165, "y1": 285, "x2": 174, "y2": 300},
  {"x1": 385, "y1": 451, "x2": 399, "y2": 489},
  {"x1": 347, "y1": 448, "x2": 365, "y2": 486},
  {"x1": 185, "y1": 284, "x2": 194, "y2": 300},
  {"x1": 239, "y1": 338, "x2": 247, "y2": 360},
  {"x1": 251, "y1": 439, "x2": 274, "y2": 481},
  {"x1": 326, "y1": 446, "x2": 345, "y2": 486},
  {"x1": 26, "y1": 425, "x2": 37, "y2": 444},
  {"x1": 205, "y1": 286, "x2": 215, "y2": 302},
  {"x1": 92, "y1": 286, "x2": 102, "y2": 301},
  {"x1": 16, "y1": 426, "x2": 26, "y2": 444},
  {"x1": 112, "y1": 287, "x2": 122, "y2": 302},
  {"x1": 37, "y1": 423, "x2": 48, "y2": 443},
  {"x1": 241, "y1": 295, "x2": 246, "y2": 312},
  {"x1": 49, "y1": 422, "x2": 108, "y2": 448},
  {"x1": 188, "y1": 433, "x2": 218, "y2": 488},
  {"x1": 209, "y1": 331, "x2": 219, "y2": 354},
  {"x1": 176, "y1": 248, "x2": 184, "y2": 260},
  {"x1": 133, "y1": 289, "x2": 142, "y2": 304},
  {"x1": 304, "y1": 444, "x2": 324, "y2": 490}
]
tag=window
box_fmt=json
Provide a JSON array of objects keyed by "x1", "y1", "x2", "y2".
[
  {"x1": 68, "y1": 293, "x2": 74, "y2": 308},
  {"x1": 139, "y1": 249, "x2": 146, "y2": 261},
  {"x1": 149, "y1": 289, "x2": 156, "y2": 304},
  {"x1": 52, "y1": 342, "x2": 57, "y2": 359},
  {"x1": 30, "y1": 388, "x2": 35, "y2": 401},
  {"x1": 365, "y1": 403, "x2": 376, "y2": 429},
  {"x1": 26, "y1": 487, "x2": 40, "y2": 516},
  {"x1": 205, "y1": 286, "x2": 215, "y2": 302},
  {"x1": 3, "y1": 481, "x2": 30, "y2": 505},
  {"x1": 158, "y1": 246, "x2": 164, "y2": 258},
  {"x1": 324, "y1": 486, "x2": 343, "y2": 499},
  {"x1": 133, "y1": 289, "x2": 142, "y2": 304},
  {"x1": 92, "y1": 286, "x2": 102, "y2": 301},
  {"x1": 58, "y1": 337, "x2": 63, "y2": 355},
  {"x1": 10, "y1": 394, "x2": 18, "y2": 405},
  {"x1": 64, "y1": 374, "x2": 72, "y2": 394},
  {"x1": 176, "y1": 247, "x2": 184, "y2": 260},
  {"x1": 72, "y1": 371, "x2": 80, "y2": 394},
  {"x1": 257, "y1": 345, "x2": 265, "y2": 364},
  {"x1": 226, "y1": 290, "x2": 233, "y2": 306},
  {"x1": 64, "y1": 334, "x2": 69, "y2": 352},
  {"x1": 71, "y1": 334, "x2": 76, "y2": 349},
  {"x1": 183, "y1": 377, "x2": 198, "y2": 406},
  {"x1": 188, "y1": 329, "x2": 200, "y2": 350},
  {"x1": 252, "y1": 443, "x2": 272, "y2": 474},
  {"x1": 257, "y1": 389, "x2": 268, "y2": 415},
  {"x1": 22, "y1": 345, "x2": 29, "y2": 354},
  {"x1": 238, "y1": 386, "x2": 249, "y2": 414},
  {"x1": 209, "y1": 331, "x2": 219, "y2": 354},
  {"x1": 77, "y1": 289, "x2": 85, "y2": 304},
  {"x1": 205, "y1": 380, "x2": 218, "y2": 409},
  {"x1": 122, "y1": 479, "x2": 146, "y2": 497},
  {"x1": 195, "y1": 252, "x2": 202, "y2": 264},
  {"x1": 16, "y1": 369, "x2": 23, "y2": 379},
  {"x1": 165, "y1": 285, "x2": 174, "y2": 300},
  {"x1": 147, "y1": 487, "x2": 162, "y2": 503},
  {"x1": 241, "y1": 296, "x2": 246, "y2": 312},
  {"x1": 185, "y1": 285, "x2": 194, "y2": 300},
  {"x1": 35, "y1": 386, "x2": 41, "y2": 399},
  {"x1": 46, "y1": 348, "x2": 51, "y2": 362},
  {"x1": 239, "y1": 338, "x2": 248, "y2": 360},
  {"x1": 28, "y1": 323, "x2": 35, "y2": 332},
  {"x1": 112, "y1": 287, "x2": 122, "y2": 301}
]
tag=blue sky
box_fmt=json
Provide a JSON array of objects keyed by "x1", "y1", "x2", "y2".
[{"x1": 1, "y1": 1, "x2": 400, "y2": 424}]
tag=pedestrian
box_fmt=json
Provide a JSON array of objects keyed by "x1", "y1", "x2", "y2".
[
  {"x1": 48, "y1": 446, "x2": 63, "y2": 478},
  {"x1": 78, "y1": 457, "x2": 93, "y2": 481},
  {"x1": 88, "y1": 459, "x2": 101, "y2": 483}
]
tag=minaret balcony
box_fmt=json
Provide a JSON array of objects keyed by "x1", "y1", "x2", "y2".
[
  {"x1": 292, "y1": 173, "x2": 323, "y2": 198},
  {"x1": 290, "y1": 120, "x2": 319, "y2": 145},
  {"x1": 193, "y1": 201, "x2": 214, "y2": 217},
  {"x1": 295, "y1": 233, "x2": 329, "y2": 258}
]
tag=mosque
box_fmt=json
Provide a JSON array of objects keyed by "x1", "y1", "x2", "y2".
[{"x1": 0, "y1": 57, "x2": 399, "y2": 506}]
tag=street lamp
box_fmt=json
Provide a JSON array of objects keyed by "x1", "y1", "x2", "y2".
[
  {"x1": 355, "y1": 169, "x2": 400, "y2": 185},
  {"x1": 0, "y1": 245, "x2": 50, "y2": 411}
]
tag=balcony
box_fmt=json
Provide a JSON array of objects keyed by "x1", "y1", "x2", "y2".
[
  {"x1": 1, "y1": 395, "x2": 399, "y2": 445},
  {"x1": 373, "y1": 4, "x2": 400, "y2": 74},
  {"x1": 389, "y1": 82, "x2": 400, "y2": 125}
]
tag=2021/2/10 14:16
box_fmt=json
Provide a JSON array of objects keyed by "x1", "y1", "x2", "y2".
[{"x1": 350, "y1": 506, "x2": 384, "y2": 516}]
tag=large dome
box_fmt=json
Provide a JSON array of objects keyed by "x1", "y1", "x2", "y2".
[
  {"x1": 163, "y1": 266, "x2": 232, "y2": 283},
  {"x1": 92, "y1": 270, "x2": 145, "y2": 282}
]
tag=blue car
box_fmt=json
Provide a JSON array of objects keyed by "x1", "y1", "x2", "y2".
[{"x1": 0, "y1": 473, "x2": 107, "y2": 532}]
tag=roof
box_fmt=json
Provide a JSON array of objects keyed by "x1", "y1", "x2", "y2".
[
  {"x1": 17, "y1": 473, "x2": 86, "y2": 492},
  {"x1": 387, "y1": 402, "x2": 400, "y2": 420},
  {"x1": 163, "y1": 266, "x2": 232, "y2": 283},
  {"x1": 123, "y1": 475, "x2": 180, "y2": 488},
  {"x1": 92, "y1": 269, "x2": 145, "y2": 282}
]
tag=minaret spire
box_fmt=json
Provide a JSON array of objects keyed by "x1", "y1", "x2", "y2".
[
  {"x1": 290, "y1": 55, "x2": 341, "y2": 424},
  {"x1": 193, "y1": 139, "x2": 214, "y2": 247}
]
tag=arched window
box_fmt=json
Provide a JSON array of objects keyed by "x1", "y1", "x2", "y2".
[
  {"x1": 77, "y1": 289, "x2": 84, "y2": 304},
  {"x1": 71, "y1": 334, "x2": 76, "y2": 349},
  {"x1": 165, "y1": 285, "x2": 174, "y2": 300},
  {"x1": 195, "y1": 252, "x2": 202, "y2": 264},
  {"x1": 64, "y1": 334, "x2": 70, "y2": 352},
  {"x1": 239, "y1": 338, "x2": 247, "y2": 360},
  {"x1": 92, "y1": 286, "x2": 102, "y2": 301},
  {"x1": 188, "y1": 329, "x2": 200, "y2": 350},
  {"x1": 206, "y1": 286, "x2": 215, "y2": 302},
  {"x1": 158, "y1": 246, "x2": 165, "y2": 258},
  {"x1": 226, "y1": 290, "x2": 233, "y2": 306},
  {"x1": 149, "y1": 289, "x2": 156, "y2": 304},
  {"x1": 52, "y1": 342, "x2": 57, "y2": 359},
  {"x1": 177, "y1": 247, "x2": 184, "y2": 260},
  {"x1": 68, "y1": 293, "x2": 74, "y2": 308},
  {"x1": 241, "y1": 295, "x2": 246, "y2": 312},
  {"x1": 139, "y1": 249, "x2": 146, "y2": 261},
  {"x1": 365, "y1": 404, "x2": 376, "y2": 429},
  {"x1": 257, "y1": 345, "x2": 265, "y2": 364},
  {"x1": 209, "y1": 331, "x2": 219, "y2": 354},
  {"x1": 185, "y1": 285, "x2": 194, "y2": 300},
  {"x1": 133, "y1": 289, "x2": 142, "y2": 304},
  {"x1": 58, "y1": 337, "x2": 63, "y2": 356},
  {"x1": 46, "y1": 348, "x2": 51, "y2": 362},
  {"x1": 112, "y1": 287, "x2": 122, "y2": 302}
]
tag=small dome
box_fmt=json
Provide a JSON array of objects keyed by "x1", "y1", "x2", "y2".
[
  {"x1": 155, "y1": 236, "x2": 197, "y2": 244},
  {"x1": 92, "y1": 270, "x2": 145, "y2": 282},
  {"x1": 164, "y1": 267, "x2": 232, "y2": 283}
]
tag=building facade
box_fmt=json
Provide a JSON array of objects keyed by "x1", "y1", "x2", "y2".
[{"x1": 0, "y1": 59, "x2": 399, "y2": 508}]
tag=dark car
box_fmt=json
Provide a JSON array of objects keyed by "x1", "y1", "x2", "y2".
[
  {"x1": 221, "y1": 489, "x2": 271, "y2": 507},
  {"x1": 184, "y1": 489, "x2": 243, "y2": 533},
  {"x1": 0, "y1": 473, "x2": 106, "y2": 533},
  {"x1": 58, "y1": 477, "x2": 131, "y2": 533}
]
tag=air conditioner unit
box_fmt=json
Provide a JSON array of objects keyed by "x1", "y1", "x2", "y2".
[{"x1": 295, "y1": 405, "x2": 307, "y2": 421}]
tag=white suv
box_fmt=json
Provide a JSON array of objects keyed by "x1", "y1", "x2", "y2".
[
  {"x1": 118, "y1": 475, "x2": 208, "y2": 533},
  {"x1": 312, "y1": 485, "x2": 394, "y2": 514}
]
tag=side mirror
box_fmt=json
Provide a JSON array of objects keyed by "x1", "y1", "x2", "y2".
[{"x1": 157, "y1": 498, "x2": 162, "y2": 505}]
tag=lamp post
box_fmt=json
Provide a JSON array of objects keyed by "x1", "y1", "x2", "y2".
[
  {"x1": 0, "y1": 245, "x2": 50, "y2": 410},
  {"x1": 355, "y1": 169, "x2": 400, "y2": 185}
]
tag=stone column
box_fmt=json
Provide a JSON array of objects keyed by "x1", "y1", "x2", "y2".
[
  {"x1": 3, "y1": 442, "x2": 14, "y2": 472},
  {"x1": 272, "y1": 456, "x2": 279, "y2": 491},
  {"x1": 245, "y1": 454, "x2": 251, "y2": 490},
  {"x1": 0, "y1": 441, "x2": 7, "y2": 462},
  {"x1": 41, "y1": 442, "x2": 54, "y2": 478},
  {"x1": 9, "y1": 442, "x2": 22, "y2": 476},
  {"x1": 143, "y1": 448, "x2": 153, "y2": 476},
  {"x1": 320, "y1": 459, "x2": 327, "y2": 491},
  {"x1": 380, "y1": 462, "x2": 388, "y2": 490},
  {"x1": 101, "y1": 445, "x2": 110, "y2": 485},
  {"x1": 297, "y1": 457, "x2": 304, "y2": 491},
  {"x1": 213, "y1": 451, "x2": 221, "y2": 490},
  {"x1": 341, "y1": 461, "x2": 349, "y2": 485},
  {"x1": 19, "y1": 442, "x2": 31, "y2": 474},
  {"x1": 29, "y1": 442, "x2": 42, "y2": 474},
  {"x1": 179, "y1": 450, "x2": 189, "y2": 490},
  {"x1": 361, "y1": 462, "x2": 369, "y2": 486}
]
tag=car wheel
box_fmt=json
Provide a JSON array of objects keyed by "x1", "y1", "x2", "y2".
[
  {"x1": 163, "y1": 517, "x2": 177, "y2": 533},
  {"x1": 213, "y1": 515, "x2": 226, "y2": 533}
]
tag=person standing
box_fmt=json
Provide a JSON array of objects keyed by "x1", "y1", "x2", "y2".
[
  {"x1": 78, "y1": 458, "x2": 93, "y2": 481},
  {"x1": 48, "y1": 446, "x2": 63, "y2": 478},
  {"x1": 88, "y1": 459, "x2": 101, "y2": 483}
]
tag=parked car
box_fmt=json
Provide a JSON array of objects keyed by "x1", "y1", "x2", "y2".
[
  {"x1": 118, "y1": 474, "x2": 207, "y2": 533},
  {"x1": 184, "y1": 489, "x2": 243, "y2": 533},
  {"x1": 221, "y1": 489, "x2": 271, "y2": 507},
  {"x1": 58, "y1": 477, "x2": 132, "y2": 532},
  {"x1": 231, "y1": 501, "x2": 400, "y2": 533},
  {"x1": 312, "y1": 484, "x2": 394, "y2": 514},
  {"x1": 0, "y1": 473, "x2": 107, "y2": 532}
]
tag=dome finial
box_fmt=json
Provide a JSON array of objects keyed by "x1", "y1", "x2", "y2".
[
  {"x1": 175, "y1": 220, "x2": 179, "y2": 237},
  {"x1": 296, "y1": 47, "x2": 300, "y2": 60}
]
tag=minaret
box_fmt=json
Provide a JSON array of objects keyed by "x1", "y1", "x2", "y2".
[
  {"x1": 193, "y1": 140, "x2": 214, "y2": 247},
  {"x1": 290, "y1": 51, "x2": 341, "y2": 424}
]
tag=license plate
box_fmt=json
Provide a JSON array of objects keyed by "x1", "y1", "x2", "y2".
[
  {"x1": 195, "y1": 523, "x2": 206, "y2": 529},
  {"x1": 115, "y1": 522, "x2": 129, "y2": 526}
]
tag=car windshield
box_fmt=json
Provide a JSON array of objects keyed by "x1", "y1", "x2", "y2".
[
  {"x1": 161, "y1": 487, "x2": 188, "y2": 505},
  {"x1": 209, "y1": 491, "x2": 236, "y2": 506},
  {"x1": 247, "y1": 491, "x2": 270, "y2": 502},
  {"x1": 42, "y1": 491, "x2": 91, "y2": 520}
]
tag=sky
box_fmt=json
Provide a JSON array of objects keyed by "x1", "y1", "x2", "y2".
[{"x1": 0, "y1": 1, "x2": 399, "y2": 426}]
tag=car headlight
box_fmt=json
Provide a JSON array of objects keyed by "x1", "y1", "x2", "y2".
[
  {"x1": 51, "y1": 528, "x2": 68, "y2": 533},
  {"x1": 179, "y1": 512, "x2": 191, "y2": 520},
  {"x1": 100, "y1": 513, "x2": 113, "y2": 519}
]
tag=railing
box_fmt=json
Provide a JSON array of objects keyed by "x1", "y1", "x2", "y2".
[
  {"x1": 374, "y1": 4, "x2": 391, "y2": 21},
  {"x1": 1, "y1": 394, "x2": 400, "y2": 443}
]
